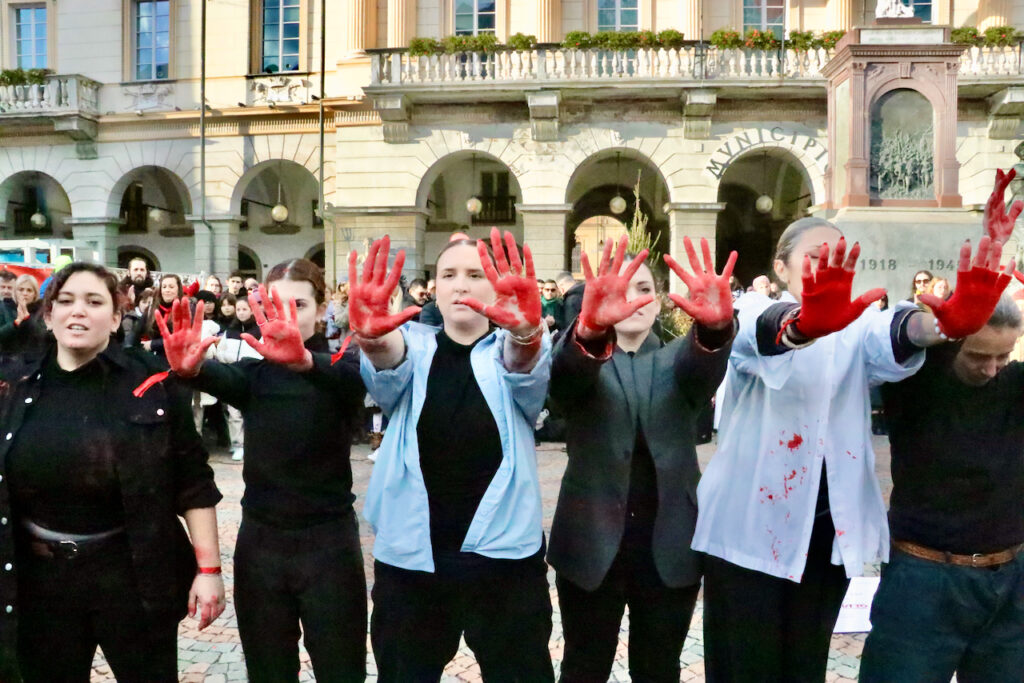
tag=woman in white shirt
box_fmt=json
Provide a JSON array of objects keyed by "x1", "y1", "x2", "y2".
[{"x1": 693, "y1": 216, "x2": 1013, "y2": 682}]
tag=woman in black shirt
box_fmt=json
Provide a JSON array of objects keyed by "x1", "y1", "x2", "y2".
[
  {"x1": 0, "y1": 262, "x2": 224, "y2": 682},
  {"x1": 159, "y1": 258, "x2": 367, "y2": 682}
]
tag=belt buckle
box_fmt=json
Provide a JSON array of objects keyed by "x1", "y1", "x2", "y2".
[
  {"x1": 971, "y1": 553, "x2": 984, "y2": 567},
  {"x1": 56, "y1": 540, "x2": 79, "y2": 560}
]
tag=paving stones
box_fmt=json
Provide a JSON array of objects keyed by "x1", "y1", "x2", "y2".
[{"x1": 90, "y1": 437, "x2": 888, "y2": 682}]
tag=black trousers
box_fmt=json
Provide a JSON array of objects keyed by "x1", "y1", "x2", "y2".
[
  {"x1": 370, "y1": 549, "x2": 554, "y2": 683},
  {"x1": 234, "y1": 512, "x2": 368, "y2": 683},
  {"x1": 16, "y1": 538, "x2": 179, "y2": 683},
  {"x1": 556, "y1": 545, "x2": 700, "y2": 683},
  {"x1": 702, "y1": 510, "x2": 850, "y2": 683}
]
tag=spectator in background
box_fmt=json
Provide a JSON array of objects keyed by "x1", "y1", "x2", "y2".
[
  {"x1": 427, "y1": 278, "x2": 436, "y2": 300},
  {"x1": 195, "y1": 291, "x2": 219, "y2": 323},
  {"x1": 244, "y1": 277, "x2": 259, "y2": 292},
  {"x1": 0, "y1": 270, "x2": 17, "y2": 327},
  {"x1": 0, "y1": 274, "x2": 47, "y2": 354},
  {"x1": 217, "y1": 294, "x2": 237, "y2": 331},
  {"x1": 909, "y1": 270, "x2": 933, "y2": 305},
  {"x1": 204, "y1": 275, "x2": 223, "y2": 297},
  {"x1": 752, "y1": 275, "x2": 772, "y2": 297},
  {"x1": 408, "y1": 278, "x2": 430, "y2": 306},
  {"x1": 121, "y1": 257, "x2": 154, "y2": 304},
  {"x1": 219, "y1": 296, "x2": 261, "y2": 461},
  {"x1": 226, "y1": 271, "x2": 245, "y2": 297},
  {"x1": 876, "y1": 293, "x2": 890, "y2": 311},
  {"x1": 122, "y1": 287, "x2": 154, "y2": 348},
  {"x1": 541, "y1": 279, "x2": 563, "y2": 331},
  {"x1": 927, "y1": 277, "x2": 952, "y2": 301},
  {"x1": 142, "y1": 273, "x2": 184, "y2": 357},
  {"x1": 326, "y1": 282, "x2": 350, "y2": 351},
  {"x1": 729, "y1": 276, "x2": 744, "y2": 300}
]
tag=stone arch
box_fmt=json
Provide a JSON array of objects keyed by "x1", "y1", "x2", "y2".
[
  {"x1": 704, "y1": 128, "x2": 827, "y2": 208},
  {"x1": 0, "y1": 170, "x2": 73, "y2": 238},
  {"x1": 106, "y1": 165, "x2": 193, "y2": 233}
]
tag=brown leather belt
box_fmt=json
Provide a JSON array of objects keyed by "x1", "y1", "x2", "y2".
[{"x1": 893, "y1": 539, "x2": 1024, "y2": 568}]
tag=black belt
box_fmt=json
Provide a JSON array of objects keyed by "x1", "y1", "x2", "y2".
[{"x1": 21, "y1": 520, "x2": 127, "y2": 561}]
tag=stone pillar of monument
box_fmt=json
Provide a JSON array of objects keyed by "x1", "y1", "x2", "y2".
[
  {"x1": 517, "y1": 204, "x2": 572, "y2": 278},
  {"x1": 326, "y1": 207, "x2": 427, "y2": 284},
  {"x1": 67, "y1": 217, "x2": 124, "y2": 267},
  {"x1": 342, "y1": 0, "x2": 375, "y2": 57},
  {"x1": 828, "y1": 0, "x2": 854, "y2": 31},
  {"x1": 679, "y1": 0, "x2": 701, "y2": 40},
  {"x1": 536, "y1": 0, "x2": 561, "y2": 44},
  {"x1": 387, "y1": 0, "x2": 416, "y2": 48},
  {"x1": 187, "y1": 215, "x2": 241, "y2": 276}
]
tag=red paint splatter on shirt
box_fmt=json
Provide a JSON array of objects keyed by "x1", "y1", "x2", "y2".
[
  {"x1": 837, "y1": 530, "x2": 846, "y2": 537},
  {"x1": 786, "y1": 434, "x2": 804, "y2": 451}
]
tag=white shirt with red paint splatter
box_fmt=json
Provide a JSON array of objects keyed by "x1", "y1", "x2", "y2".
[{"x1": 691, "y1": 293, "x2": 924, "y2": 582}]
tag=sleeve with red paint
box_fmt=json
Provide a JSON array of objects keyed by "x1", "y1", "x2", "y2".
[{"x1": 550, "y1": 318, "x2": 615, "y2": 406}]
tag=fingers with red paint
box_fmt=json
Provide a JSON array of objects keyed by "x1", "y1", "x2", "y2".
[
  {"x1": 919, "y1": 236, "x2": 1015, "y2": 339},
  {"x1": 188, "y1": 574, "x2": 225, "y2": 631},
  {"x1": 242, "y1": 284, "x2": 312, "y2": 369},
  {"x1": 984, "y1": 168, "x2": 1024, "y2": 245},
  {"x1": 664, "y1": 237, "x2": 737, "y2": 330},
  {"x1": 157, "y1": 297, "x2": 218, "y2": 378},
  {"x1": 575, "y1": 234, "x2": 653, "y2": 340},
  {"x1": 348, "y1": 236, "x2": 421, "y2": 340},
  {"x1": 456, "y1": 227, "x2": 543, "y2": 336},
  {"x1": 790, "y1": 238, "x2": 886, "y2": 339}
]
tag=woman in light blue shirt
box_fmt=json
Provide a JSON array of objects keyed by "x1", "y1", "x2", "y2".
[{"x1": 349, "y1": 230, "x2": 553, "y2": 682}]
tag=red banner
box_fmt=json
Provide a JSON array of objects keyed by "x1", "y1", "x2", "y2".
[{"x1": 0, "y1": 264, "x2": 52, "y2": 285}]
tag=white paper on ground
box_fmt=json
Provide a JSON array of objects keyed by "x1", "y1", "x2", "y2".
[{"x1": 833, "y1": 576, "x2": 881, "y2": 633}]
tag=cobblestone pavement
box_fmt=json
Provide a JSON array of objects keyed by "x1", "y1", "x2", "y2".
[{"x1": 90, "y1": 435, "x2": 893, "y2": 682}]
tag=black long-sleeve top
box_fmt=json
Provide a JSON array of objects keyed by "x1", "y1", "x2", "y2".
[{"x1": 190, "y1": 334, "x2": 365, "y2": 529}]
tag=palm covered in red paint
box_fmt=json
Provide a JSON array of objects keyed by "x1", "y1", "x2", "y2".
[
  {"x1": 156, "y1": 297, "x2": 218, "y2": 378},
  {"x1": 794, "y1": 238, "x2": 885, "y2": 339},
  {"x1": 457, "y1": 227, "x2": 542, "y2": 336},
  {"x1": 576, "y1": 235, "x2": 653, "y2": 339},
  {"x1": 348, "y1": 236, "x2": 421, "y2": 339},
  {"x1": 664, "y1": 237, "x2": 737, "y2": 330},
  {"x1": 243, "y1": 284, "x2": 310, "y2": 368},
  {"x1": 984, "y1": 168, "x2": 1024, "y2": 245}
]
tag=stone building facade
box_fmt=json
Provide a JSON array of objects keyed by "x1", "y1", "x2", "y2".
[{"x1": 0, "y1": 1, "x2": 1021, "y2": 293}]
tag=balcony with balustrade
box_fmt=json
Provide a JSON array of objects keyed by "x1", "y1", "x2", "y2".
[{"x1": 0, "y1": 73, "x2": 100, "y2": 144}]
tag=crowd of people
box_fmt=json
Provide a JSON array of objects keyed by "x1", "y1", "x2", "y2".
[{"x1": 0, "y1": 169, "x2": 1021, "y2": 683}]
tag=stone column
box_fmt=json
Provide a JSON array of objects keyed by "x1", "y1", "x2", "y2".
[
  {"x1": 67, "y1": 217, "x2": 124, "y2": 267},
  {"x1": 387, "y1": 0, "x2": 416, "y2": 48},
  {"x1": 343, "y1": 0, "x2": 375, "y2": 57},
  {"x1": 188, "y1": 214, "x2": 241, "y2": 276},
  {"x1": 517, "y1": 204, "x2": 572, "y2": 278},
  {"x1": 679, "y1": 0, "x2": 701, "y2": 41},
  {"x1": 327, "y1": 207, "x2": 428, "y2": 283},
  {"x1": 828, "y1": 0, "x2": 854, "y2": 31},
  {"x1": 666, "y1": 203, "x2": 724, "y2": 295},
  {"x1": 536, "y1": 0, "x2": 561, "y2": 44}
]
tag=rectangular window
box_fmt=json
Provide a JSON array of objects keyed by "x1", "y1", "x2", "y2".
[
  {"x1": 597, "y1": 0, "x2": 639, "y2": 32},
  {"x1": 14, "y1": 5, "x2": 47, "y2": 69},
  {"x1": 742, "y1": 0, "x2": 785, "y2": 37},
  {"x1": 262, "y1": 0, "x2": 300, "y2": 73},
  {"x1": 908, "y1": 0, "x2": 932, "y2": 23},
  {"x1": 454, "y1": 0, "x2": 496, "y2": 36},
  {"x1": 134, "y1": 0, "x2": 170, "y2": 80}
]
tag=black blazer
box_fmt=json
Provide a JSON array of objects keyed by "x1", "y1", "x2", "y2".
[
  {"x1": 0, "y1": 342, "x2": 222, "y2": 680},
  {"x1": 547, "y1": 321, "x2": 732, "y2": 591}
]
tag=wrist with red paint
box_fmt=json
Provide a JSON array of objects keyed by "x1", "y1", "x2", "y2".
[
  {"x1": 574, "y1": 315, "x2": 606, "y2": 341},
  {"x1": 197, "y1": 566, "x2": 222, "y2": 575}
]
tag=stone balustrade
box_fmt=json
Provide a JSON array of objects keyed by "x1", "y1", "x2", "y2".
[
  {"x1": 0, "y1": 74, "x2": 99, "y2": 116},
  {"x1": 370, "y1": 43, "x2": 1023, "y2": 88}
]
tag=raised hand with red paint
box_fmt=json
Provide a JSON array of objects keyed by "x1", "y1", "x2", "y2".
[
  {"x1": 575, "y1": 234, "x2": 653, "y2": 340},
  {"x1": 348, "y1": 235, "x2": 421, "y2": 339},
  {"x1": 790, "y1": 238, "x2": 886, "y2": 340},
  {"x1": 664, "y1": 237, "x2": 738, "y2": 331},
  {"x1": 457, "y1": 227, "x2": 543, "y2": 337},
  {"x1": 155, "y1": 297, "x2": 218, "y2": 378},
  {"x1": 984, "y1": 168, "x2": 1024, "y2": 245},
  {"x1": 919, "y1": 236, "x2": 1015, "y2": 339},
  {"x1": 242, "y1": 284, "x2": 313, "y2": 370}
]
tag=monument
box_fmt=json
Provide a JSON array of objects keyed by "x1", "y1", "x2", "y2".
[{"x1": 818, "y1": 12, "x2": 980, "y2": 294}]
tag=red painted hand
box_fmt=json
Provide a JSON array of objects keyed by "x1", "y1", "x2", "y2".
[
  {"x1": 155, "y1": 297, "x2": 218, "y2": 378},
  {"x1": 664, "y1": 237, "x2": 737, "y2": 330},
  {"x1": 348, "y1": 235, "x2": 421, "y2": 339},
  {"x1": 984, "y1": 168, "x2": 1024, "y2": 245},
  {"x1": 575, "y1": 235, "x2": 652, "y2": 339},
  {"x1": 242, "y1": 284, "x2": 312, "y2": 370},
  {"x1": 919, "y1": 236, "x2": 1015, "y2": 339},
  {"x1": 457, "y1": 227, "x2": 543, "y2": 336},
  {"x1": 793, "y1": 238, "x2": 886, "y2": 339}
]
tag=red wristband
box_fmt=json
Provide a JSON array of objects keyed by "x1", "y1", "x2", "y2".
[{"x1": 197, "y1": 566, "x2": 222, "y2": 575}]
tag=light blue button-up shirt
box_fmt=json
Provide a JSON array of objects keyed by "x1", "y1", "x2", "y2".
[{"x1": 360, "y1": 322, "x2": 551, "y2": 573}]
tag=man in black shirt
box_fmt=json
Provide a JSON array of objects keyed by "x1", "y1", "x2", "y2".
[{"x1": 860, "y1": 294, "x2": 1024, "y2": 682}]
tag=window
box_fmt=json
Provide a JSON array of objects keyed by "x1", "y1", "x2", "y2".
[
  {"x1": 743, "y1": 0, "x2": 785, "y2": 36},
  {"x1": 454, "y1": 0, "x2": 495, "y2": 36},
  {"x1": 262, "y1": 0, "x2": 300, "y2": 73},
  {"x1": 134, "y1": 0, "x2": 170, "y2": 80},
  {"x1": 908, "y1": 0, "x2": 932, "y2": 23},
  {"x1": 597, "y1": 0, "x2": 638, "y2": 32},
  {"x1": 14, "y1": 5, "x2": 47, "y2": 69}
]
